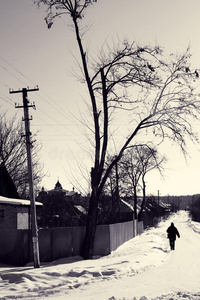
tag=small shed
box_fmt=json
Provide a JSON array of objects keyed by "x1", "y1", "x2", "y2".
[{"x1": 0, "y1": 196, "x2": 42, "y2": 230}]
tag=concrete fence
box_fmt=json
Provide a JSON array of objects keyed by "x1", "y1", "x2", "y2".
[{"x1": 0, "y1": 220, "x2": 143, "y2": 266}]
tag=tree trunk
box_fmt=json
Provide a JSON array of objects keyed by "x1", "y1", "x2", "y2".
[
  {"x1": 134, "y1": 185, "x2": 138, "y2": 220},
  {"x1": 138, "y1": 177, "x2": 146, "y2": 221},
  {"x1": 81, "y1": 188, "x2": 99, "y2": 259}
]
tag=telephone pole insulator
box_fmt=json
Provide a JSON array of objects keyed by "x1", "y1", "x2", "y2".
[{"x1": 10, "y1": 86, "x2": 40, "y2": 268}]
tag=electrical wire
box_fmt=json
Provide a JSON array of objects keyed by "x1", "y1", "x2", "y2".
[
  {"x1": 0, "y1": 56, "x2": 76, "y2": 125},
  {"x1": 0, "y1": 57, "x2": 83, "y2": 139}
]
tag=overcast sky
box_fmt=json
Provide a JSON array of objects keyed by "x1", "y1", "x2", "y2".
[{"x1": 1, "y1": 0, "x2": 200, "y2": 196}]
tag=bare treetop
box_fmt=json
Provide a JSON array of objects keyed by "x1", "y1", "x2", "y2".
[{"x1": 35, "y1": 0, "x2": 97, "y2": 27}]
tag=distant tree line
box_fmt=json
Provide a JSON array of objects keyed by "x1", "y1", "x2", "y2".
[{"x1": 189, "y1": 197, "x2": 200, "y2": 222}]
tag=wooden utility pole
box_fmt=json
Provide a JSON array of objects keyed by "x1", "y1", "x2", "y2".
[
  {"x1": 10, "y1": 86, "x2": 40, "y2": 268},
  {"x1": 115, "y1": 160, "x2": 120, "y2": 207},
  {"x1": 157, "y1": 190, "x2": 160, "y2": 206}
]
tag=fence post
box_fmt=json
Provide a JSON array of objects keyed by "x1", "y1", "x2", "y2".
[{"x1": 133, "y1": 219, "x2": 138, "y2": 237}]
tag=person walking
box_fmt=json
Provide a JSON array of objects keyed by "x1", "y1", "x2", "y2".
[{"x1": 167, "y1": 222, "x2": 180, "y2": 250}]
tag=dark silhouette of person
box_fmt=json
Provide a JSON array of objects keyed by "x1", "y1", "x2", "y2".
[{"x1": 167, "y1": 222, "x2": 180, "y2": 250}]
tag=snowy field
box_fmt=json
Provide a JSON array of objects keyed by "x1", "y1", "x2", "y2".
[{"x1": 1, "y1": 211, "x2": 200, "y2": 300}]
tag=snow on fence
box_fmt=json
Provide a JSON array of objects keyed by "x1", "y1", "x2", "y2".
[{"x1": 0, "y1": 220, "x2": 143, "y2": 266}]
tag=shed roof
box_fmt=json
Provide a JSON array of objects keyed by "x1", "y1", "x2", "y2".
[{"x1": 0, "y1": 196, "x2": 43, "y2": 206}]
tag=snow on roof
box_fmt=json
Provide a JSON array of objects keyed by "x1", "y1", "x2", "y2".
[
  {"x1": 159, "y1": 201, "x2": 171, "y2": 208},
  {"x1": 121, "y1": 199, "x2": 143, "y2": 213},
  {"x1": 121, "y1": 199, "x2": 134, "y2": 211},
  {"x1": 66, "y1": 191, "x2": 76, "y2": 196},
  {"x1": 47, "y1": 189, "x2": 76, "y2": 196},
  {"x1": 0, "y1": 196, "x2": 43, "y2": 206},
  {"x1": 74, "y1": 205, "x2": 87, "y2": 215}
]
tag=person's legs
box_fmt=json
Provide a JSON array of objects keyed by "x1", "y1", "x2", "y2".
[
  {"x1": 172, "y1": 240, "x2": 175, "y2": 250},
  {"x1": 169, "y1": 239, "x2": 175, "y2": 250},
  {"x1": 169, "y1": 239, "x2": 172, "y2": 250}
]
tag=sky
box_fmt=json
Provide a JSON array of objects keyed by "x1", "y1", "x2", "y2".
[
  {"x1": 1, "y1": 0, "x2": 200, "y2": 196},
  {"x1": 1, "y1": 211, "x2": 200, "y2": 299}
]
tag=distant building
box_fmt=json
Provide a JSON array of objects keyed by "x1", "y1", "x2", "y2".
[
  {"x1": 0, "y1": 196, "x2": 42, "y2": 229},
  {"x1": 36, "y1": 180, "x2": 86, "y2": 227},
  {"x1": 48, "y1": 180, "x2": 78, "y2": 200}
]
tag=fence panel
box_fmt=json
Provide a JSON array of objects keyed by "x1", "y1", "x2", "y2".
[
  {"x1": 37, "y1": 229, "x2": 52, "y2": 262},
  {"x1": 93, "y1": 224, "x2": 110, "y2": 256},
  {"x1": 51, "y1": 227, "x2": 72, "y2": 261},
  {"x1": 0, "y1": 229, "x2": 29, "y2": 266},
  {"x1": 124, "y1": 221, "x2": 134, "y2": 241},
  {"x1": 109, "y1": 221, "x2": 134, "y2": 252},
  {"x1": 138, "y1": 221, "x2": 144, "y2": 235},
  {"x1": 0, "y1": 219, "x2": 143, "y2": 266},
  {"x1": 72, "y1": 226, "x2": 86, "y2": 256}
]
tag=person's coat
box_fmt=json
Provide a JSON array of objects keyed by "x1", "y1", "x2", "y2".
[{"x1": 167, "y1": 222, "x2": 180, "y2": 240}]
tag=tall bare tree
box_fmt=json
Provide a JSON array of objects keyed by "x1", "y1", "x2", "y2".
[
  {"x1": 35, "y1": 0, "x2": 200, "y2": 258},
  {"x1": 0, "y1": 112, "x2": 44, "y2": 198}
]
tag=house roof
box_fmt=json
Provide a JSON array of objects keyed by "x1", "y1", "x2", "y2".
[
  {"x1": 121, "y1": 199, "x2": 134, "y2": 211},
  {"x1": 66, "y1": 191, "x2": 77, "y2": 197},
  {"x1": 48, "y1": 188, "x2": 77, "y2": 197},
  {"x1": 48, "y1": 188, "x2": 70, "y2": 194},
  {"x1": 0, "y1": 196, "x2": 43, "y2": 206},
  {"x1": 44, "y1": 180, "x2": 79, "y2": 198},
  {"x1": 74, "y1": 205, "x2": 87, "y2": 215},
  {"x1": 0, "y1": 164, "x2": 20, "y2": 198}
]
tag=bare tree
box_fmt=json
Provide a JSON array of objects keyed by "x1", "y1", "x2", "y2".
[
  {"x1": 118, "y1": 145, "x2": 166, "y2": 220},
  {"x1": 138, "y1": 146, "x2": 166, "y2": 220},
  {"x1": 35, "y1": 0, "x2": 200, "y2": 258},
  {"x1": 0, "y1": 112, "x2": 44, "y2": 198}
]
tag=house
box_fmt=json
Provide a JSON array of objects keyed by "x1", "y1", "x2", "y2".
[
  {"x1": 39, "y1": 180, "x2": 80, "y2": 201},
  {"x1": 36, "y1": 180, "x2": 86, "y2": 227},
  {"x1": 0, "y1": 196, "x2": 42, "y2": 229},
  {"x1": 0, "y1": 163, "x2": 19, "y2": 198}
]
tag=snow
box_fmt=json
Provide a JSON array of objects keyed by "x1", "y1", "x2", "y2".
[
  {"x1": 1, "y1": 211, "x2": 200, "y2": 299},
  {"x1": 0, "y1": 195, "x2": 43, "y2": 206}
]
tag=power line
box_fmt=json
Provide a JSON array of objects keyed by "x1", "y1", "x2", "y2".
[
  {"x1": 0, "y1": 80, "x2": 10, "y2": 89},
  {"x1": 0, "y1": 95, "x2": 14, "y2": 106},
  {"x1": 0, "y1": 64, "x2": 27, "y2": 86},
  {"x1": 36, "y1": 107, "x2": 79, "y2": 136},
  {"x1": 31, "y1": 124, "x2": 77, "y2": 127},
  {"x1": 0, "y1": 56, "x2": 87, "y2": 140},
  {"x1": 0, "y1": 56, "x2": 76, "y2": 125},
  {"x1": 36, "y1": 90, "x2": 76, "y2": 125},
  {"x1": 0, "y1": 56, "x2": 36, "y2": 85}
]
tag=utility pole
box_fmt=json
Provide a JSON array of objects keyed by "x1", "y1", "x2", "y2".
[
  {"x1": 115, "y1": 159, "x2": 120, "y2": 207},
  {"x1": 10, "y1": 86, "x2": 40, "y2": 268},
  {"x1": 157, "y1": 190, "x2": 160, "y2": 206}
]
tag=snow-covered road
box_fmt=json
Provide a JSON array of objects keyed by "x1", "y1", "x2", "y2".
[
  {"x1": 109, "y1": 211, "x2": 200, "y2": 299},
  {"x1": 54, "y1": 211, "x2": 200, "y2": 300},
  {"x1": 1, "y1": 211, "x2": 200, "y2": 300}
]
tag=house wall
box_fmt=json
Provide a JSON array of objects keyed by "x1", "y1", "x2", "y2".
[
  {"x1": 0, "y1": 204, "x2": 17, "y2": 229},
  {"x1": 0, "y1": 220, "x2": 144, "y2": 266},
  {"x1": 17, "y1": 207, "x2": 29, "y2": 229},
  {"x1": 0, "y1": 205, "x2": 29, "y2": 229}
]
